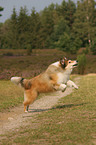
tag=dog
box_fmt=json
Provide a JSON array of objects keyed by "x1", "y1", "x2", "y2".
[{"x1": 11, "y1": 57, "x2": 78, "y2": 112}]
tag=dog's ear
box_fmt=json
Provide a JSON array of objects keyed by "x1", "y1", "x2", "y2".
[
  {"x1": 63, "y1": 57, "x2": 67, "y2": 60},
  {"x1": 60, "y1": 57, "x2": 68, "y2": 68},
  {"x1": 60, "y1": 58, "x2": 66, "y2": 68},
  {"x1": 60, "y1": 58, "x2": 65, "y2": 65}
]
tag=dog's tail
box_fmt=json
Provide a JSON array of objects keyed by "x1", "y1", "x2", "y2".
[{"x1": 11, "y1": 77, "x2": 32, "y2": 89}]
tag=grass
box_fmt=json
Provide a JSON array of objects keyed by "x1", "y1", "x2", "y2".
[
  {"x1": 0, "y1": 49, "x2": 96, "y2": 144},
  {"x1": 0, "y1": 80, "x2": 23, "y2": 112},
  {"x1": 1, "y1": 75, "x2": 96, "y2": 145}
]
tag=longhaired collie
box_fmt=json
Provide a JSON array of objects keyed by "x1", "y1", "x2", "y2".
[{"x1": 11, "y1": 57, "x2": 78, "y2": 112}]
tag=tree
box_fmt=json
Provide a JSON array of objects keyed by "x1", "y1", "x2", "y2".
[
  {"x1": 0, "y1": 6, "x2": 4, "y2": 17},
  {"x1": 57, "y1": 0, "x2": 76, "y2": 28},
  {"x1": 69, "y1": 34, "x2": 82, "y2": 54},
  {"x1": 40, "y1": 7, "x2": 54, "y2": 48},
  {"x1": 0, "y1": 21, "x2": 9, "y2": 49},
  {"x1": 72, "y1": 0, "x2": 96, "y2": 49},
  {"x1": 0, "y1": 19, "x2": 12, "y2": 49},
  {"x1": 65, "y1": 0, "x2": 76, "y2": 28},
  {"x1": 0, "y1": 6, "x2": 4, "y2": 48},
  {"x1": 57, "y1": 32, "x2": 71, "y2": 52},
  {"x1": 90, "y1": 39, "x2": 96, "y2": 54},
  {"x1": 18, "y1": 6, "x2": 29, "y2": 49},
  {"x1": 9, "y1": 8, "x2": 19, "y2": 49},
  {"x1": 48, "y1": 18, "x2": 70, "y2": 49},
  {"x1": 27, "y1": 8, "x2": 41, "y2": 49},
  {"x1": 0, "y1": 8, "x2": 19, "y2": 49}
]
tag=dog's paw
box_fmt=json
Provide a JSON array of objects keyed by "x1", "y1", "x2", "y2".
[
  {"x1": 62, "y1": 87, "x2": 66, "y2": 92},
  {"x1": 60, "y1": 84, "x2": 66, "y2": 92},
  {"x1": 25, "y1": 110, "x2": 28, "y2": 113},
  {"x1": 75, "y1": 86, "x2": 78, "y2": 89}
]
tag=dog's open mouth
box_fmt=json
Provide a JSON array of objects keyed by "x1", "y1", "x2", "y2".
[{"x1": 73, "y1": 63, "x2": 78, "y2": 67}]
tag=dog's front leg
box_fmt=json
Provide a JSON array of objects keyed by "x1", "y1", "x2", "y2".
[
  {"x1": 54, "y1": 84, "x2": 67, "y2": 92},
  {"x1": 67, "y1": 80, "x2": 78, "y2": 89}
]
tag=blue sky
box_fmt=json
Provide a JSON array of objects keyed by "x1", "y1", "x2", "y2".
[{"x1": 0, "y1": 0, "x2": 78, "y2": 23}]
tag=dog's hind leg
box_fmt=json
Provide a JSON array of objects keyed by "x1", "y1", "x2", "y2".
[
  {"x1": 23, "y1": 101, "x2": 30, "y2": 113},
  {"x1": 23, "y1": 90, "x2": 38, "y2": 112},
  {"x1": 26, "y1": 105, "x2": 29, "y2": 112},
  {"x1": 24, "y1": 92, "x2": 29, "y2": 112}
]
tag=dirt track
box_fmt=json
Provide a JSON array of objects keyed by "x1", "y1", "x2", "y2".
[{"x1": 0, "y1": 77, "x2": 80, "y2": 135}]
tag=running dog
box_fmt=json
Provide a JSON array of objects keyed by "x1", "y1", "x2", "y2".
[{"x1": 11, "y1": 57, "x2": 78, "y2": 112}]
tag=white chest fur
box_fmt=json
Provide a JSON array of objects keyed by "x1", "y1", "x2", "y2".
[{"x1": 57, "y1": 72, "x2": 69, "y2": 84}]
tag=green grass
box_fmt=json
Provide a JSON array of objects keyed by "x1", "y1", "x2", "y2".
[
  {"x1": 0, "y1": 80, "x2": 23, "y2": 112},
  {"x1": 1, "y1": 75, "x2": 96, "y2": 145}
]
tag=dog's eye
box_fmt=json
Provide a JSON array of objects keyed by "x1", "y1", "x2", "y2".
[{"x1": 69, "y1": 61, "x2": 71, "y2": 63}]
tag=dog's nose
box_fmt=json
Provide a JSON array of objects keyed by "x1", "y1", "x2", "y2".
[{"x1": 76, "y1": 60, "x2": 78, "y2": 63}]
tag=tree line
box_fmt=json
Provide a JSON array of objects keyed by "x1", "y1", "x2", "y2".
[{"x1": 0, "y1": 0, "x2": 96, "y2": 54}]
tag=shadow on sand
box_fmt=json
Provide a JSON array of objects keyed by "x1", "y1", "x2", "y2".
[{"x1": 27, "y1": 103, "x2": 86, "y2": 114}]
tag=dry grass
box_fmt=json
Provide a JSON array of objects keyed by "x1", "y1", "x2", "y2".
[
  {"x1": 0, "y1": 49, "x2": 67, "y2": 79},
  {"x1": 0, "y1": 49, "x2": 96, "y2": 80}
]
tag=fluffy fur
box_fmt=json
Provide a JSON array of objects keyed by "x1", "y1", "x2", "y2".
[{"x1": 11, "y1": 57, "x2": 78, "y2": 112}]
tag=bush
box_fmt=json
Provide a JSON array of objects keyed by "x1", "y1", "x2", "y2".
[
  {"x1": 3, "y1": 52, "x2": 13, "y2": 56},
  {"x1": 27, "y1": 44, "x2": 32, "y2": 55},
  {"x1": 77, "y1": 54, "x2": 86, "y2": 75}
]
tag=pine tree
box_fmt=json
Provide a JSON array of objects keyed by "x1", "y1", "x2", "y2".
[
  {"x1": 48, "y1": 18, "x2": 70, "y2": 49},
  {"x1": 0, "y1": 6, "x2": 4, "y2": 48},
  {"x1": 27, "y1": 8, "x2": 41, "y2": 49},
  {"x1": 73, "y1": 0, "x2": 96, "y2": 48},
  {"x1": 57, "y1": 0, "x2": 76, "y2": 28},
  {"x1": 10, "y1": 8, "x2": 19, "y2": 49},
  {"x1": 0, "y1": 21, "x2": 9, "y2": 49},
  {"x1": 1, "y1": 8, "x2": 19, "y2": 49},
  {"x1": 18, "y1": 6, "x2": 29, "y2": 49},
  {"x1": 0, "y1": 6, "x2": 4, "y2": 17},
  {"x1": 40, "y1": 7, "x2": 54, "y2": 48}
]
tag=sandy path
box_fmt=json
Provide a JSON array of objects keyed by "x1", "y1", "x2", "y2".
[{"x1": 0, "y1": 77, "x2": 80, "y2": 135}]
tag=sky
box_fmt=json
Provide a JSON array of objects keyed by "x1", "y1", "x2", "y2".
[{"x1": 0, "y1": 0, "x2": 78, "y2": 23}]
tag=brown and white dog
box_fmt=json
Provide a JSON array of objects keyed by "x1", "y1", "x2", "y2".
[{"x1": 11, "y1": 57, "x2": 78, "y2": 112}]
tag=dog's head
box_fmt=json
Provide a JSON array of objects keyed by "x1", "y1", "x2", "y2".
[{"x1": 60, "y1": 57, "x2": 78, "y2": 69}]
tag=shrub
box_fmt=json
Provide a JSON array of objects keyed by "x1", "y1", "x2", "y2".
[
  {"x1": 3, "y1": 52, "x2": 13, "y2": 56},
  {"x1": 27, "y1": 44, "x2": 32, "y2": 55},
  {"x1": 77, "y1": 54, "x2": 86, "y2": 75}
]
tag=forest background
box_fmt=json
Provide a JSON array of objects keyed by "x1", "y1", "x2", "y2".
[{"x1": 0, "y1": 0, "x2": 96, "y2": 55}]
